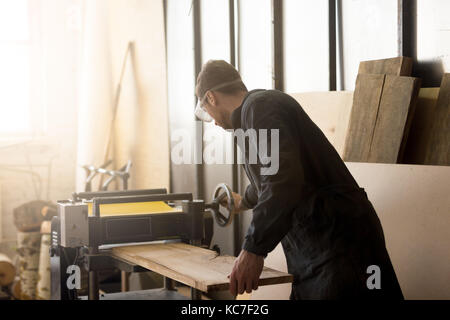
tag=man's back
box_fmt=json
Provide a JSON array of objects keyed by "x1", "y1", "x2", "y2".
[
  {"x1": 233, "y1": 89, "x2": 404, "y2": 299},
  {"x1": 239, "y1": 89, "x2": 358, "y2": 196}
]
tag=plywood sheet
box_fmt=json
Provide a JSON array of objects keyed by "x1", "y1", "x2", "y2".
[
  {"x1": 288, "y1": 91, "x2": 353, "y2": 156},
  {"x1": 343, "y1": 74, "x2": 385, "y2": 161},
  {"x1": 358, "y1": 56, "x2": 413, "y2": 76},
  {"x1": 112, "y1": 242, "x2": 292, "y2": 293},
  {"x1": 424, "y1": 73, "x2": 450, "y2": 165},
  {"x1": 249, "y1": 163, "x2": 450, "y2": 300}
]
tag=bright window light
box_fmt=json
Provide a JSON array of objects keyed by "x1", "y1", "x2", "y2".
[{"x1": 0, "y1": 0, "x2": 31, "y2": 134}]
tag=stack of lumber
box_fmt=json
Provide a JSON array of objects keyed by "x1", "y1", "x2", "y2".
[{"x1": 343, "y1": 57, "x2": 421, "y2": 163}]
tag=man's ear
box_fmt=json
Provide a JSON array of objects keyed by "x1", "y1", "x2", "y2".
[{"x1": 206, "y1": 91, "x2": 216, "y2": 107}]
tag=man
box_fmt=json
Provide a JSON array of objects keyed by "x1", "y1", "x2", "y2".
[{"x1": 195, "y1": 60, "x2": 403, "y2": 300}]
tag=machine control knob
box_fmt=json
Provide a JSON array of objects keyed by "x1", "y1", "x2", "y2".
[{"x1": 206, "y1": 183, "x2": 235, "y2": 227}]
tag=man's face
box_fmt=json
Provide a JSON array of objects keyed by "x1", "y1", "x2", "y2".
[{"x1": 200, "y1": 91, "x2": 233, "y2": 129}]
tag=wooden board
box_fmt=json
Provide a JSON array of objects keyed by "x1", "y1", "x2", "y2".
[
  {"x1": 343, "y1": 74, "x2": 385, "y2": 161},
  {"x1": 358, "y1": 56, "x2": 413, "y2": 76},
  {"x1": 343, "y1": 74, "x2": 420, "y2": 163},
  {"x1": 368, "y1": 75, "x2": 421, "y2": 163},
  {"x1": 424, "y1": 73, "x2": 450, "y2": 165},
  {"x1": 402, "y1": 88, "x2": 440, "y2": 164},
  {"x1": 112, "y1": 242, "x2": 293, "y2": 293}
]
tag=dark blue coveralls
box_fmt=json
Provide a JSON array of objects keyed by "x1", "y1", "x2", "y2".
[{"x1": 231, "y1": 89, "x2": 404, "y2": 300}]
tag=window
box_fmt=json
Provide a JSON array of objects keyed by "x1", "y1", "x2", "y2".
[
  {"x1": 238, "y1": 0, "x2": 273, "y2": 90},
  {"x1": 283, "y1": 0, "x2": 330, "y2": 93},
  {"x1": 0, "y1": 0, "x2": 42, "y2": 136}
]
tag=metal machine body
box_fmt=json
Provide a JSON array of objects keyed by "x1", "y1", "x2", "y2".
[{"x1": 50, "y1": 188, "x2": 215, "y2": 300}]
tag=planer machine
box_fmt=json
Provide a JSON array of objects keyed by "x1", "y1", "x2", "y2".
[{"x1": 50, "y1": 184, "x2": 235, "y2": 300}]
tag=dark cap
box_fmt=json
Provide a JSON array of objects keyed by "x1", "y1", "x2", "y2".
[{"x1": 195, "y1": 60, "x2": 247, "y2": 98}]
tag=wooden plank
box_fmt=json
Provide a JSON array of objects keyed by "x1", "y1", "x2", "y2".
[
  {"x1": 401, "y1": 88, "x2": 440, "y2": 164},
  {"x1": 368, "y1": 76, "x2": 421, "y2": 163},
  {"x1": 343, "y1": 74, "x2": 385, "y2": 161},
  {"x1": 112, "y1": 242, "x2": 293, "y2": 293},
  {"x1": 358, "y1": 56, "x2": 413, "y2": 76},
  {"x1": 424, "y1": 74, "x2": 450, "y2": 165},
  {"x1": 344, "y1": 74, "x2": 421, "y2": 163}
]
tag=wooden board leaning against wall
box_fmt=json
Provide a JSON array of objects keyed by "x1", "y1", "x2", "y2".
[
  {"x1": 289, "y1": 85, "x2": 444, "y2": 166},
  {"x1": 423, "y1": 73, "x2": 450, "y2": 165},
  {"x1": 343, "y1": 56, "x2": 421, "y2": 163},
  {"x1": 358, "y1": 56, "x2": 413, "y2": 77}
]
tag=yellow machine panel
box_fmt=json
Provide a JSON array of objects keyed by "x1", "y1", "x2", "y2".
[{"x1": 87, "y1": 201, "x2": 182, "y2": 217}]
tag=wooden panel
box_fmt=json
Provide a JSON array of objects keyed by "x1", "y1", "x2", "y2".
[
  {"x1": 288, "y1": 91, "x2": 353, "y2": 156},
  {"x1": 358, "y1": 56, "x2": 413, "y2": 76},
  {"x1": 424, "y1": 73, "x2": 450, "y2": 165},
  {"x1": 401, "y1": 88, "x2": 440, "y2": 164},
  {"x1": 368, "y1": 76, "x2": 421, "y2": 163},
  {"x1": 250, "y1": 163, "x2": 450, "y2": 300},
  {"x1": 112, "y1": 242, "x2": 293, "y2": 293},
  {"x1": 344, "y1": 74, "x2": 420, "y2": 163},
  {"x1": 343, "y1": 74, "x2": 385, "y2": 161}
]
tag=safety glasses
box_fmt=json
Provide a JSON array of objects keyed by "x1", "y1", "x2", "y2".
[
  {"x1": 194, "y1": 79, "x2": 243, "y2": 122},
  {"x1": 194, "y1": 94, "x2": 213, "y2": 122}
]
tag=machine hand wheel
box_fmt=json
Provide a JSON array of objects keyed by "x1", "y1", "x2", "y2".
[{"x1": 207, "y1": 183, "x2": 235, "y2": 227}]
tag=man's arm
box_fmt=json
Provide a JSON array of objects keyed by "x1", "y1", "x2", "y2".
[
  {"x1": 241, "y1": 183, "x2": 258, "y2": 209},
  {"x1": 242, "y1": 102, "x2": 305, "y2": 257},
  {"x1": 229, "y1": 101, "x2": 305, "y2": 296}
]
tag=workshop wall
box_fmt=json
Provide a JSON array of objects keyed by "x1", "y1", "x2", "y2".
[
  {"x1": 0, "y1": 0, "x2": 81, "y2": 242},
  {"x1": 109, "y1": 0, "x2": 169, "y2": 190},
  {"x1": 76, "y1": 0, "x2": 170, "y2": 191}
]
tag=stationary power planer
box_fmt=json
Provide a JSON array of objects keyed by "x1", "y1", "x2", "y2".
[{"x1": 50, "y1": 184, "x2": 235, "y2": 300}]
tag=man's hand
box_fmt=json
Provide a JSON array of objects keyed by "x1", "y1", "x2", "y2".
[
  {"x1": 228, "y1": 250, "x2": 264, "y2": 296},
  {"x1": 219, "y1": 192, "x2": 247, "y2": 215}
]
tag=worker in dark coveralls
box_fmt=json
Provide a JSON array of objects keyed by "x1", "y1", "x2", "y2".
[{"x1": 194, "y1": 60, "x2": 403, "y2": 300}]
